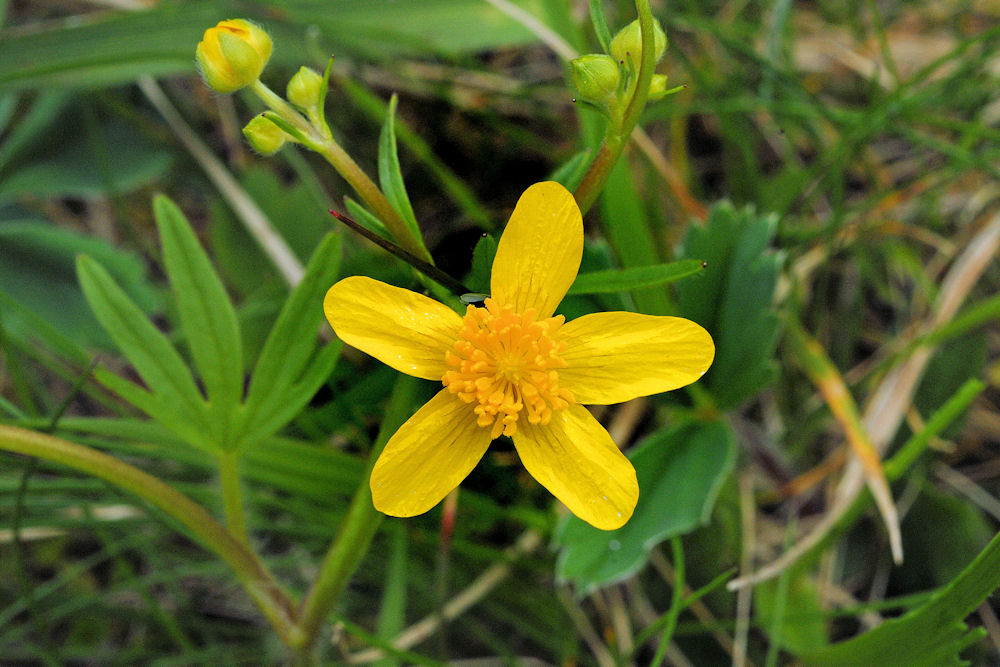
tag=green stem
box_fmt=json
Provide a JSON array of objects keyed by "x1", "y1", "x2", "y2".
[
  {"x1": 293, "y1": 376, "x2": 421, "y2": 654},
  {"x1": 0, "y1": 425, "x2": 301, "y2": 647},
  {"x1": 219, "y1": 448, "x2": 249, "y2": 544},
  {"x1": 250, "y1": 80, "x2": 432, "y2": 265},
  {"x1": 573, "y1": 0, "x2": 657, "y2": 215}
]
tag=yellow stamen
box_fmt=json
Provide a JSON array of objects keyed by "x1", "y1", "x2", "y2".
[{"x1": 442, "y1": 298, "x2": 574, "y2": 438}]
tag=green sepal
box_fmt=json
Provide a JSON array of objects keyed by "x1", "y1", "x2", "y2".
[
  {"x1": 466, "y1": 233, "x2": 498, "y2": 294},
  {"x1": 260, "y1": 111, "x2": 310, "y2": 146},
  {"x1": 378, "y1": 93, "x2": 421, "y2": 242},
  {"x1": 154, "y1": 194, "x2": 243, "y2": 448},
  {"x1": 568, "y1": 259, "x2": 705, "y2": 296},
  {"x1": 76, "y1": 254, "x2": 213, "y2": 451},
  {"x1": 238, "y1": 232, "x2": 343, "y2": 449}
]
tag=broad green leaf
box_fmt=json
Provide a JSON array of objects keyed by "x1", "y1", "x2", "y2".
[
  {"x1": 0, "y1": 96, "x2": 171, "y2": 201},
  {"x1": 154, "y1": 195, "x2": 243, "y2": 447},
  {"x1": 676, "y1": 202, "x2": 782, "y2": 409},
  {"x1": 378, "y1": 93, "x2": 421, "y2": 242},
  {"x1": 555, "y1": 420, "x2": 736, "y2": 592},
  {"x1": 0, "y1": 220, "x2": 158, "y2": 348},
  {"x1": 756, "y1": 572, "x2": 829, "y2": 654},
  {"x1": 0, "y1": 1, "x2": 544, "y2": 93},
  {"x1": 568, "y1": 259, "x2": 705, "y2": 295},
  {"x1": 76, "y1": 255, "x2": 212, "y2": 451},
  {"x1": 799, "y1": 527, "x2": 1000, "y2": 666}
]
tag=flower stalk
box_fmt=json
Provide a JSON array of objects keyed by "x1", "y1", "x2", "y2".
[{"x1": 573, "y1": 0, "x2": 660, "y2": 215}]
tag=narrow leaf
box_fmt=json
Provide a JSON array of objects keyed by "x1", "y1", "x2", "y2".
[
  {"x1": 588, "y1": 0, "x2": 613, "y2": 53},
  {"x1": 378, "y1": 93, "x2": 421, "y2": 241},
  {"x1": 568, "y1": 259, "x2": 705, "y2": 295},
  {"x1": 154, "y1": 195, "x2": 243, "y2": 445},
  {"x1": 76, "y1": 254, "x2": 209, "y2": 444},
  {"x1": 344, "y1": 196, "x2": 392, "y2": 239}
]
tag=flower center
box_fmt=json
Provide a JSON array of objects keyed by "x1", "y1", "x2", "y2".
[{"x1": 442, "y1": 298, "x2": 575, "y2": 439}]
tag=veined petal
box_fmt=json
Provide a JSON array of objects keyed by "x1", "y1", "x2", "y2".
[
  {"x1": 325, "y1": 276, "x2": 462, "y2": 380},
  {"x1": 513, "y1": 405, "x2": 637, "y2": 530},
  {"x1": 371, "y1": 389, "x2": 493, "y2": 517},
  {"x1": 491, "y1": 181, "x2": 583, "y2": 319},
  {"x1": 559, "y1": 312, "x2": 714, "y2": 404}
]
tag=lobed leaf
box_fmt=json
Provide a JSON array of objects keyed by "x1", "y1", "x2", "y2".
[
  {"x1": 75, "y1": 254, "x2": 212, "y2": 451},
  {"x1": 676, "y1": 201, "x2": 782, "y2": 409}
]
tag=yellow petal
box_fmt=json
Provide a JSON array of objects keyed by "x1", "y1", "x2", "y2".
[
  {"x1": 491, "y1": 181, "x2": 583, "y2": 319},
  {"x1": 371, "y1": 389, "x2": 493, "y2": 517},
  {"x1": 559, "y1": 311, "x2": 714, "y2": 404},
  {"x1": 513, "y1": 405, "x2": 638, "y2": 530},
  {"x1": 325, "y1": 276, "x2": 462, "y2": 380}
]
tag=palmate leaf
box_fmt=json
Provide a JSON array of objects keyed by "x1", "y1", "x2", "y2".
[
  {"x1": 799, "y1": 527, "x2": 1000, "y2": 666},
  {"x1": 154, "y1": 195, "x2": 243, "y2": 448},
  {"x1": 676, "y1": 202, "x2": 782, "y2": 409},
  {"x1": 238, "y1": 232, "x2": 343, "y2": 449},
  {"x1": 555, "y1": 420, "x2": 736, "y2": 592},
  {"x1": 76, "y1": 255, "x2": 214, "y2": 452}
]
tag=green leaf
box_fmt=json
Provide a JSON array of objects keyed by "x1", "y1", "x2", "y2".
[
  {"x1": 344, "y1": 196, "x2": 392, "y2": 240},
  {"x1": 798, "y1": 527, "x2": 1000, "y2": 666},
  {"x1": 239, "y1": 233, "x2": 342, "y2": 448},
  {"x1": 0, "y1": 1, "x2": 543, "y2": 93},
  {"x1": 0, "y1": 94, "x2": 171, "y2": 202},
  {"x1": 568, "y1": 259, "x2": 705, "y2": 295},
  {"x1": 76, "y1": 254, "x2": 212, "y2": 451},
  {"x1": 555, "y1": 420, "x2": 736, "y2": 592},
  {"x1": 378, "y1": 93, "x2": 421, "y2": 242},
  {"x1": 465, "y1": 233, "x2": 498, "y2": 294},
  {"x1": 676, "y1": 202, "x2": 782, "y2": 409},
  {"x1": 756, "y1": 572, "x2": 829, "y2": 654},
  {"x1": 154, "y1": 195, "x2": 243, "y2": 446},
  {"x1": 599, "y1": 160, "x2": 671, "y2": 315},
  {"x1": 0, "y1": 219, "x2": 158, "y2": 348},
  {"x1": 588, "y1": 0, "x2": 613, "y2": 53}
]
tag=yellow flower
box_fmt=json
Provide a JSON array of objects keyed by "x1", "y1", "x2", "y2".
[
  {"x1": 324, "y1": 182, "x2": 714, "y2": 530},
  {"x1": 195, "y1": 19, "x2": 272, "y2": 93}
]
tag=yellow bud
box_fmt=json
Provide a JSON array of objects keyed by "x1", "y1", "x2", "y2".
[
  {"x1": 569, "y1": 54, "x2": 620, "y2": 105},
  {"x1": 287, "y1": 66, "x2": 324, "y2": 109},
  {"x1": 610, "y1": 18, "x2": 667, "y2": 69},
  {"x1": 196, "y1": 19, "x2": 272, "y2": 93},
  {"x1": 242, "y1": 115, "x2": 287, "y2": 155}
]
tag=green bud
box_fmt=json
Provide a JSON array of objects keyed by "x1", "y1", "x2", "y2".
[
  {"x1": 610, "y1": 18, "x2": 667, "y2": 69},
  {"x1": 647, "y1": 73, "x2": 670, "y2": 100},
  {"x1": 287, "y1": 66, "x2": 324, "y2": 109},
  {"x1": 195, "y1": 19, "x2": 272, "y2": 93},
  {"x1": 569, "y1": 54, "x2": 621, "y2": 105},
  {"x1": 242, "y1": 115, "x2": 287, "y2": 155}
]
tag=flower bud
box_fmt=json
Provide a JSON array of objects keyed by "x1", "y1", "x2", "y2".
[
  {"x1": 610, "y1": 18, "x2": 667, "y2": 69},
  {"x1": 647, "y1": 74, "x2": 670, "y2": 101},
  {"x1": 196, "y1": 19, "x2": 272, "y2": 93},
  {"x1": 242, "y1": 115, "x2": 287, "y2": 155},
  {"x1": 569, "y1": 54, "x2": 621, "y2": 105},
  {"x1": 287, "y1": 66, "x2": 324, "y2": 109}
]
